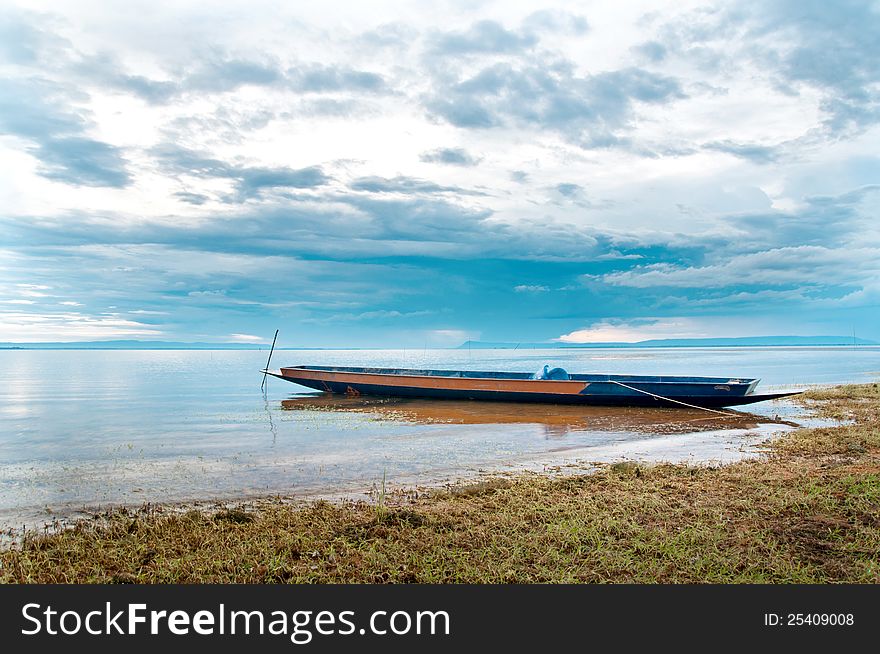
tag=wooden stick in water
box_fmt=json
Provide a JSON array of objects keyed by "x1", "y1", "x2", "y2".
[{"x1": 261, "y1": 329, "x2": 279, "y2": 392}]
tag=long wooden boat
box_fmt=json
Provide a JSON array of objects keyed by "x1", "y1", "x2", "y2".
[{"x1": 264, "y1": 365, "x2": 801, "y2": 408}]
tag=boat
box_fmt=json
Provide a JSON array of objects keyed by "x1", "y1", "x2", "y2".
[{"x1": 262, "y1": 365, "x2": 801, "y2": 408}]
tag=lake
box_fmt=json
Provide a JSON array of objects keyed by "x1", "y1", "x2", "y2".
[{"x1": 2, "y1": 346, "x2": 878, "y2": 533}]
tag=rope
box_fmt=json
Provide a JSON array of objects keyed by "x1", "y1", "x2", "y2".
[{"x1": 610, "y1": 380, "x2": 738, "y2": 417}]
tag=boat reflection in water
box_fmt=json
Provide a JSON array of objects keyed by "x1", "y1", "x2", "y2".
[{"x1": 280, "y1": 394, "x2": 797, "y2": 439}]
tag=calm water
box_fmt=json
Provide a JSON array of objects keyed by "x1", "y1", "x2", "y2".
[{"x1": 2, "y1": 346, "x2": 878, "y2": 532}]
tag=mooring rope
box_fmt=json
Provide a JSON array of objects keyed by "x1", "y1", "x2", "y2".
[{"x1": 610, "y1": 380, "x2": 738, "y2": 417}]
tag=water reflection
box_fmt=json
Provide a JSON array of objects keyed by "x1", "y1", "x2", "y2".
[{"x1": 280, "y1": 394, "x2": 798, "y2": 438}]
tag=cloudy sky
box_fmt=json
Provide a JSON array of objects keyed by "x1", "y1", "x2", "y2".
[{"x1": 1, "y1": 0, "x2": 878, "y2": 346}]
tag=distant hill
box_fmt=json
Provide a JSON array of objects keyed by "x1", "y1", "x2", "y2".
[
  {"x1": 1, "y1": 335, "x2": 876, "y2": 350},
  {"x1": 458, "y1": 336, "x2": 878, "y2": 349},
  {"x1": 0, "y1": 340, "x2": 272, "y2": 350},
  {"x1": 0, "y1": 340, "x2": 370, "y2": 350}
]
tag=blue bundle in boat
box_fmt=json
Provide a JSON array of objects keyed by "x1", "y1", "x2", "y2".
[{"x1": 531, "y1": 365, "x2": 569, "y2": 380}]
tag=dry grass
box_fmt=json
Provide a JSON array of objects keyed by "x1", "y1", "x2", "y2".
[{"x1": 1, "y1": 384, "x2": 878, "y2": 583}]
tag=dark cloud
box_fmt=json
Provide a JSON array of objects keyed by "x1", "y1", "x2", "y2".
[
  {"x1": 88, "y1": 57, "x2": 389, "y2": 102},
  {"x1": 426, "y1": 63, "x2": 686, "y2": 148},
  {"x1": 0, "y1": 79, "x2": 84, "y2": 137},
  {"x1": 165, "y1": 106, "x2": 275, "y2": 145},
  {"x1": 703, "y1": 140, "x2": 779, "y2": 163},
  {"x1": 0, "y1": 78, "x2": 131, "y2": 187},
  {"x1": 12, "y1": 12, "x2": 388, "y2": 106},
  {"x1": 357, "y1": 23, "x2": 418, "y2": 49},
  {"x1": 759, "y1": 0, "x2": 880, "y2": 134},
  {"x1": 174, "y1": 191, "x2": 210, "y2": 205},
  {"x1": 35, "y1": 137, "x2": 130, "y2": 188},
  {"x1": 556, "y1": 183, "x2": 582, "y2": 197},
  {"x1": 648, "y1": 1, "x2": 880, "y2": 138},
  {"x1": 429, "y1": 20, "x2": 538, "y2": 56},
  {"x1": 288, "y1": 64, "x2": 386, "y2": 93},
  {"x1": 7, "y1": 19, "x2": 285, "y2": 103},
  {"x1": 0, "y1": 11, "x2": 47, "y2": 64},
  {"x1": 114, "y1": 74, "x2": 178, "y2": 103},
  {"x1": 73, "y1": 53, "x2": 179, "y2": 104},
  {"x1": 735, "y1": 0, "x2": 880, "y2": 136},
  {"x1": 153, "y1": 144, "x2": 329, "y2": 200},
  {"x1": 594, "y1": 245, "x2": 877, "y2": 295},
  {"x1": 183, "y1": 58, "x2": 282, "y2": 93},
  {"x1": 297, "y1": 98, "x2": 371, "y2": 117},
  {"x1": 0, "y1": 187, "x2": 622, "y2": 264},
  {"x1": 521, "y1": 10, "x2": 589, "y2": 35},
  {"x1": 728, "y1": 185, "x2": 880, "y2": 251},
  {"x1": 632, "y1": 41, "x2": 667, "y2": 62},
  {"x1": 350, "y1": 175, "x2": 486, "y2": 196},
  {"x1": 152, "y1": 144, "x2": 230, "y2": 178},
  {"x1": 551, "y1": 182, "x2": 595, "y2": 209},
  {"x1": 426, "y1": 96, "x2": 497, "y2": 128},
  {"x1": 237, "y1": 166, "x2": 329, "y2": 198},
  {"x1": 338, "y1": 195, "x2": 494, "y2": 244},
  {"x1": 419, "y1": 147, "x2": 482, "y2": 166}
]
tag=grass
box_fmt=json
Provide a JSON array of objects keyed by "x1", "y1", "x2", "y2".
[{"x1": 1, "y1": 384, "x2": 878, "y2": 583}]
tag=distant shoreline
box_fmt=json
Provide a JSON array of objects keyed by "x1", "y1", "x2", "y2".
[
  {"x1": 2, "y1": 335, "x2": 878, "y2": 352},
  {"x1": 2, "y1": 344, "x2": 878, "y2": 351}
]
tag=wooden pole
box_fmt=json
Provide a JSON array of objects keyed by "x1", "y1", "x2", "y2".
[{"x1": 261, "y1": 329, "x2": 279, "y2": 392}]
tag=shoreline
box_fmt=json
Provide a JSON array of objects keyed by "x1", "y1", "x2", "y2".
[
  {"x1": 1, "y1": 401, "x2": 819, "y2": 542},
  {"x1": 1, "y1": 384, "x2": 878, "y2": 583},
  {"x1": 0, "y1": 419, "x2": 782, "y2": 542}
]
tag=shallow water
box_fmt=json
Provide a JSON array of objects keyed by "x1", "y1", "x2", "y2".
[{"x1": 1, "y1": 346, "x2": 877, "y2": 532}]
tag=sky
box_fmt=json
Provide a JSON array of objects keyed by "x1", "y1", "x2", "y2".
[{"x1": 1, "y1": 0, "x2": 878, "y2": 346}]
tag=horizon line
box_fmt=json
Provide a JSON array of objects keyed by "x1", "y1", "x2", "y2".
[{"x1": 2, "y1": 334, "x2": 877, "y2": 350}]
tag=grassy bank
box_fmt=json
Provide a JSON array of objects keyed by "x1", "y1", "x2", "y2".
[{"x1": 1, "y1": 385, "x2": 878, "y2": 583}]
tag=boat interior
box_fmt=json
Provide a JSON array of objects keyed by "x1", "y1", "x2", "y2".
[{"x1": 289, "y1": 365, "x2": 756, "y2": 385}]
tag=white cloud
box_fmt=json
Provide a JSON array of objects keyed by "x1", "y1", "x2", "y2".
[
  {"x1": 425, "y1": 329, "x2": 479, "y2": 346},
  {"x1": 594, "y1": 246, "x2": 880, "y2": 289},
  {"x1": 557, "y1": 318, "x2": 710, "y2": 343},
  {"x1": 228, "y1": 333, "x2": 265, "y2": 343},
  {"x1": 514, "y1": 284, "x2": 549, "y2": 292},
  {"x1": 0, "y1": 310, "x2": 163, "y2": 341}
]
